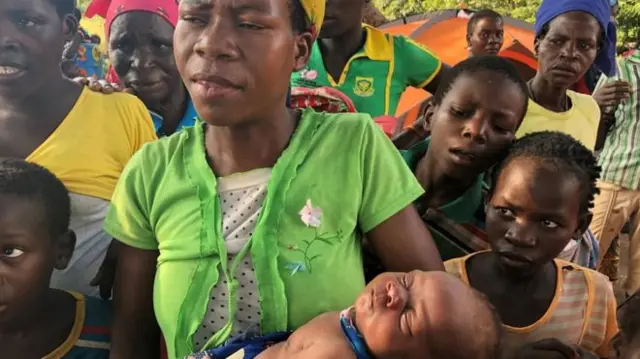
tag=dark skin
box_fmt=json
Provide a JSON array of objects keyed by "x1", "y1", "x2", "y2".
[
  {"x1": 467, "y1": 18, "x2": 504, "y2": 57},
  {"x1": 467, "y1": 159, "x2": 588, "y2": 328},
  {"x1": 415, "y1": 71, "x2": 526, "y2": 209},
  {"x1": 112, "y1": 0, "x2": 442, "y2": 356},
  {"x1": 109, "y1": 11, "x2": 187, "y2": 135},
  {"x1": 0, "y1": 196, "x2": 76, "y2": 358},
  {"x1": 319, "y1": 0, "x2": 446, "y2": 94},
  {"x1": 530, "y1": 12, "x2": 600, "y2": 113},
  {"x1": 0, "y1": 0, "x2": 82, "y2": 159}
]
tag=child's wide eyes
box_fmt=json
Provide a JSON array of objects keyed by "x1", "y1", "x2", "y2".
[
  {"x1": 2, "y1": 247, "x2": 24, "y2": 258},
  {"x1": 541, "y1": 220, "x2": 559, "y2": 229}
]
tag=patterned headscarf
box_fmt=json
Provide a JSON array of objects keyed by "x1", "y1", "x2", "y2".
[{"x1": 299, "y1": 0, "x2": 325, "y2": 40}]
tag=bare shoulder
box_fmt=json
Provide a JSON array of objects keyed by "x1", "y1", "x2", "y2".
[{"x1": 258, "y1": 313, "x2": 356, "y2": 359}]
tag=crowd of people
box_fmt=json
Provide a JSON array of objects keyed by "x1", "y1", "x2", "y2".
[{"x1": 0, "y1": 0, "x2": 639, "y2": 358}]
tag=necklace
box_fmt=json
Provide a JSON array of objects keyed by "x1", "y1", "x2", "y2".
[{"x1": 527, "y1": 80, "x2": 569, "y2": 112}]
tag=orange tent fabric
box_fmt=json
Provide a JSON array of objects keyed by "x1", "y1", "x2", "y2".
[{"x1": 380, "y1": 9, "x2": 536, "y2": 130}]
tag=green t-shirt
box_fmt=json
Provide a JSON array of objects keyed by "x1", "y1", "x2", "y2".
[
  {"x1": 104, "y1": 109, "x2": 423, "y2": 358},
  {"x1": 290, "y1": 25, "x2": 442, "y2": 117}
]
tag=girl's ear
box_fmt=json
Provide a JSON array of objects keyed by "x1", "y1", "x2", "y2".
[
  {"x1": 572, "y1": 213, "x2": 592, "y2": 241},
  {"x1": 293, "y1": 32, "x2": 313, "y2": 72}
]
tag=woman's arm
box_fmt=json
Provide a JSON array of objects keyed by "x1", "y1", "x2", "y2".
[
  {"x1": 110, "y1": 244, "x2": 160, "y2": 359},
  {"x1": 366, "y1": 205, "x2": 444, "y2": 272}
]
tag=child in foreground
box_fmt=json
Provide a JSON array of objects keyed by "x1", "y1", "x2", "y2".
[
  {"x1": 0, "y1": 159, "x2": 111, "y2": 358},
  {"x1": 445, "y1": 131, "x2": 618, "y2": 358},
  {"x1": 187, "y1": 271, "x2": 501, "y2": 359}
]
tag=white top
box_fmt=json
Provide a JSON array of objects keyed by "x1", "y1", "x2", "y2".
[{"x1": 193, "y1": 169, "x2": 270, "y2": 350}]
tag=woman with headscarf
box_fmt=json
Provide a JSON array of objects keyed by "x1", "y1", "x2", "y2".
[
  {"x1": 516, "y1": 0, "x2": 616, "y2": 271},
  {"x1": 85, "y1": 0, "x2": 196, "y2": 136},
  {"x1": 103, "y1": 0, "x2": 442, "y2": 357},
  {"x1": 517, "y1": 0, "x2": 616, "y2": 151}
]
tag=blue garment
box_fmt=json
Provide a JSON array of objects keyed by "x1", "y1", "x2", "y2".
[
  {"x1": 150, "y1": 98, "x2": 198, "y2": 137},
  {"x1": 186, "y1": 308, "x2": 374, "y2": 359},
  {"x1": 188, "y1": 332, "x2": 291, "y2": 359},
  {"x1": 74, "y1": 43, "x2": 105, "y2": 79},
  {"x1": 534, "y1": 0, "x2": 617, "y2": 77},
  {"x1": 339, "y1": 308, "x2": 373, "y2": 359}
]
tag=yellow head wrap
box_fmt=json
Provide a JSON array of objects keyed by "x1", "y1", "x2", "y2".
[{"x1": 299, "y1": 0, "x2": 325, "y2": 39}]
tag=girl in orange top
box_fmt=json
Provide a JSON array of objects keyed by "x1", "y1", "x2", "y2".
[{"x1": 445, "y1": 131, "x2": 618, "y2": 358}]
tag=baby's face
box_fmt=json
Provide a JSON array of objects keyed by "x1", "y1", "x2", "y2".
[{"x1": 353, "y1": 271, "x2": 433, "y2": 359}]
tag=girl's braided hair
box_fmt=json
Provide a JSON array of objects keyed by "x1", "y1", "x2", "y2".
[{"x1": 489, "y1": 131, "x2": 601, "y2": 217}]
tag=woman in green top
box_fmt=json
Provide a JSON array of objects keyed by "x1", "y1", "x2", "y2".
[
  {"x1": 290, "y1": 0, "x2": 448, "y2": 117},
  {"x1": 103, "y1": 0, "x2": 442, "y2": 358}
]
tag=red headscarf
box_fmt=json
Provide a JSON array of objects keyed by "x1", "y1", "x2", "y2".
[{"x1": 85, "y1": 0, "x2": 179, "y2": 83}]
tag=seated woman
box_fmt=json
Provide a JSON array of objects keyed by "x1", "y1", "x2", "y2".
[
  {"x1": 0, "y1": 0, "x2": 156, "y2": 297},
  {"x1": 445, "y1": 131, "x2": 618, "y2": 358},
  {"x1": 519, "y1": 0, "x2": 617, "y2": 151},
  {"x1": 290, "y1": 0, "x2": 447, "y2": 117},
  {"x1": 85, "y1": 0, "x2": 196, "y2": 136},
  {"x1": 0, "y1": 160, "x2": 111, "y2": 358},
  {"x1": 103, "y1": 0, "x2": 443, "y2": 357},
  {"x1": 187, "y1": 271, "x2": 501, "y2": 359}
]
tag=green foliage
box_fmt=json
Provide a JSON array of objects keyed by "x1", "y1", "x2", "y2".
[{"x1": 374, "y1": 0, "x2": 639, "y2": 47}]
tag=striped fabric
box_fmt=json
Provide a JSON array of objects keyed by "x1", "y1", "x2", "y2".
[
  {"x1": 596, "y1": 50, "x2": 640, "y2": 190},
  {"x1": 445, "y1": 256, "x2": 618, "y2": 358},
  {"x1": 44, "y1": 292, "x2": 111, "y2": 359}
]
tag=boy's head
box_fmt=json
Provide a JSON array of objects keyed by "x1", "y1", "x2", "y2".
[
  {"x1": 467, "y1": 10, "x2": 504, "y2": 56},
  {"x1": 319, "y1": 0, "x2": 366, "y2": 39},
  {"x1": 426, "y1": 55, "x2": 528, "y2": 180},
  {"x1": 486, "y1": 131, "x2": 600, "y2": 278},
  {"x1": 174, "y1": 0, "x2": 321, "y2": 127},
  {"x1": 353, "y1": 271, "x2": 502, "y2": 359},
  {"x1": 0, "y1": 0, "x2": 77, "y2": 100},
  {"x1": 613, "y1": 291, "x2": 640, "y2": 359},
  {"x1": 0, "y1": 159, "x2": 74, "y2": 326}
]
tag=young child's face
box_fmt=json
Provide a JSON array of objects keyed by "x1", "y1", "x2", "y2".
[
  {"x1": 353, "y1": 272, "x2": 431, "y2": 358},
  {"x1": 485, "y1": 158, "x2": 583, "y2": 277},
  {"x1": 0, "y1": 0, "x2": 72, "y2": 99},
  {"x1": 0, "y1": 195, "x2": 72, "y2": 327},
  {"x1": 174, "y1": 0, "x2": 309, "y2": 127},
  {"x1": 428, "y1": 71, "x2": 525, "y2": 181}
]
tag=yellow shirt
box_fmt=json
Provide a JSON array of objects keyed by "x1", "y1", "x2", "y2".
[
  {"x1": 28, "y1": 88, "x2": 157, "y2": 296},
  {"x1": 27, "y1": 88, "x2": 157, "y2": 200},
  {"x1": 517, "y1": 90, "x2": 600, "y2": 150}
]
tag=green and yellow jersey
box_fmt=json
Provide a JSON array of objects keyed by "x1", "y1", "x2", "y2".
[{"x1": 291, "y1": 25, "x2": 442, "y2": 117}]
